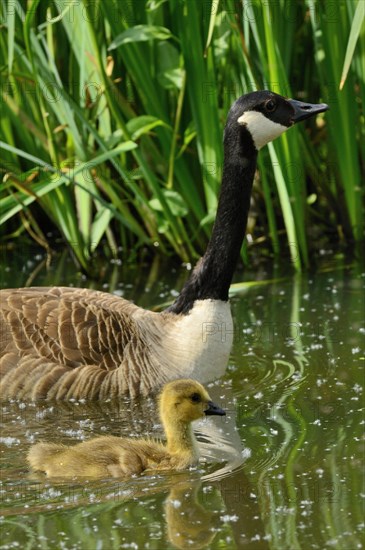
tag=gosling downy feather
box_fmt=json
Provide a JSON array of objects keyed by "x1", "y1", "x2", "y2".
[
  {"x1": 27, "y1": 379, "x2": 225, "y2": 478},
  {"x1": 0, "y1": 92, "x2": 328, "y2": 400}
]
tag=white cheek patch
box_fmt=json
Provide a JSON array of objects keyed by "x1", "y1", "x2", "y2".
[{"x1": 237, "y1": 111, "x2": 288, "y2": 150}]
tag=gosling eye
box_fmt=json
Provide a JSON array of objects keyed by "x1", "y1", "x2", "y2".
[
  {"x1": 265, "y1": 99, "x2": 277, "y2": 113},
  {"x1": 190, "y1": 392, "x2": 202, "y2": 403}
]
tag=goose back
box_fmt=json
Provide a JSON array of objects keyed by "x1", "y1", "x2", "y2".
[{"x1": 0, "y1": 287, "x2": 232, "y2": 399}]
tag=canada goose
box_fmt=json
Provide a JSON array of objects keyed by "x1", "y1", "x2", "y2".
[
  {"x1": 0, "y1": 91, "x2": 328, "y2": 400},
  {"x1": 27, "y1": 379, "x2": 225, "y2": 477}
]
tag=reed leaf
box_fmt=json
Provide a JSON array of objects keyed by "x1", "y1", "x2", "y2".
[
  {"x1": 0, "y1": 0, "x2": 363, "y2": 270},
  {"x1": 340, "y1": 0, "x2": 365, "y2": 89}
]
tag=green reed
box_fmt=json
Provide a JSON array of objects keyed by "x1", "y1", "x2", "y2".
[{"x1": 0, "y1": 0, "x2": 363, "y2": 271}]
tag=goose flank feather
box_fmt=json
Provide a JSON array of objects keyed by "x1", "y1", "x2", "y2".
[{"x1": 0, "y1": 92, "x2": 328, "y2": 400}]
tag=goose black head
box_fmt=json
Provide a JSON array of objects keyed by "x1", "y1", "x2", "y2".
[{"x1": 226, "y1": 90, "x2": 329, "y2": 151}]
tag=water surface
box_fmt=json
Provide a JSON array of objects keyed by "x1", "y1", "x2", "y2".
[{"x1": 0, "y1": 249, "x2": 364, "y2": 549}]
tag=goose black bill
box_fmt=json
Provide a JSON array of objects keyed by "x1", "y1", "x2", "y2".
[
  {"x1": 204, "y1": 400, "x2": 226, "y2": 416},
  {"x1": 289, "y1": 99, "x2": 329, "y2": 123}
]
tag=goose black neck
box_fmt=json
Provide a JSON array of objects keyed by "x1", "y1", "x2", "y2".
[{"x1": 168, "y1": 126, "x2": 257, "y2": 314}]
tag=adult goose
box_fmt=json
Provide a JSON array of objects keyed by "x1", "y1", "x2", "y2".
[
  {"x1": 0, "y1": 91, "x2": 328, "y2": 400},
  {"x1": 27, "y1": 379, "x2": 225, "y2": 477}
]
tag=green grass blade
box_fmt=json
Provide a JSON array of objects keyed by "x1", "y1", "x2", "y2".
[
  {"x1": 1, "y1": 0, "x2": 362, "y2": 269},
  {"x1": 268, "y1": 142, "x2": 301, "y2": 270},
  {"x1": 340, "y1": 0, "x2": 365, "y2": 89}
]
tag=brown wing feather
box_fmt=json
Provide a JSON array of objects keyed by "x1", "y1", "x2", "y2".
[{"x1": 0, "y1": 287, "x2": 164, "y2": 400}]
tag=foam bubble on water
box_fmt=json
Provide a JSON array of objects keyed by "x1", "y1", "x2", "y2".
[
  {"x1": 0, "y1": 437, "x2": 20, "y2": 447},
  {"x1": 220, "y1": 514, "x2": 239, "y2": 523},
  {"x1": 168, "y1": 499, "x2": 182, "y2": 509},
  {"x1": 241, "y1": 448, "x2": 252, "y2": 459}
]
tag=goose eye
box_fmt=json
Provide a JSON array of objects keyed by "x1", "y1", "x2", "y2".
[
  {"x1": 191, "y1": 393, "x2": 201, "y2": 403},
  {"x1": 265, "y1": 99, "x2": 276, "y2": 112}
]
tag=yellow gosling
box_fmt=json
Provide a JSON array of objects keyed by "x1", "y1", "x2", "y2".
[{"x1": 27, "y1": 379, "x2": 225, "y2": 478}]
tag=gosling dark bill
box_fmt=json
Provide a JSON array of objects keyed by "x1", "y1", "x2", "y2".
[{"x1": 204, "y1": 400, "x2": 226, "y2": 416}]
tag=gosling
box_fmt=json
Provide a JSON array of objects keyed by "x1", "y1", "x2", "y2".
[{"x1": 27, "y1": 379, "x2": 226, "y2": 478}]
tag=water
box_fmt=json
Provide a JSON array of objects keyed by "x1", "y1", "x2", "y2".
[{"x1": 0, "y1": 249, "x2": 364, "y2": 549}]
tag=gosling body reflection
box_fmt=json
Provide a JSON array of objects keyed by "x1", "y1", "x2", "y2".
[{"x1": 27, "y1": 379, "x2": 225, "y2": 478}]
